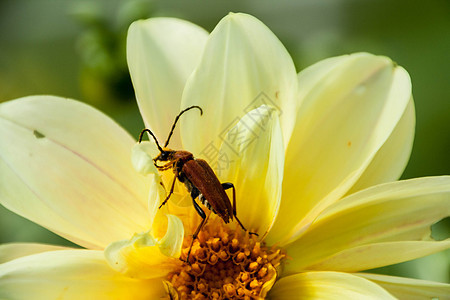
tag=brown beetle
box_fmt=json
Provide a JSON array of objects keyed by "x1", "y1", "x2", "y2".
[{"x1": 139, "y1": 106, "x2": 257, "y2": 261}]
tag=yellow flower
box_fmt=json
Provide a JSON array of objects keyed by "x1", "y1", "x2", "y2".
[{"x1": 0, "y1": 12, "x2": 449, "y2": 299}]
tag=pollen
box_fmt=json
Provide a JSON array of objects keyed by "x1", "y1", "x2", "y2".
[{"x1": 166, "y1": 220, "x2": 285, "y2": 299}]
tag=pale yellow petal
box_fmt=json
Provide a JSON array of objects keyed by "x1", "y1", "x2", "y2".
[
  {"x1": 219, "y1": 105, "x2": 284, "y2": 236},
  {"x1": 268, "y1": 53, "x2": 412, "y2": 245},
  {"x1": 284, "y1": 177, "x2": 450, "y2": 273},
  {"x1": 131, "y1": 141, "x2": 165, "y2": 225},
  {"x1": 348, "y1": 98, "x2": 415, "y2": 194},
  {"x1": 147, "y1": 173, "x2": 167, "y2": 230},
  {"x1": 156, "y1": 214, "x2": 184, "y2": 258},
  {"x1": 160, "y1": 200, "x2": 202, "y2": 237},
  {"x1": 127, "y1": 18, "x2": 208, "y2": 149},
  {"x1": 131, "y1": 141, "x2": 159, "y2": 176},
  {"x1": 130, "y1": 140, "x2": 194, "y2": 233},
  {"x1": 104, "y1": 215, "x2": 183, "y2": 279},
  {"x1": 317, "y1": 176, "x2": 450, "y2": 227},
  {"x1": 304, "y1": 240, "x2": 450, "y2": 272},
  {"x1": 0, "y1": 96, "x2": 150, "y2": 249},
  {"x1": 0, "y1": 243, "x2": 69, "y2": 264},
  {"x1": 356, "y1": 273, "x2": 450, "y2": 300},
  {"x1": 181, "y1": 13, "x2": 298, "y2": 155},
  {"x1": 0, "y1": 250, "x2": 166, "y2": 300},
  {"x1": 269, "y1": 271, "x2": 395, "y2": 299}
]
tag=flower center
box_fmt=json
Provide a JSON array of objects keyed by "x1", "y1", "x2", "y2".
[{"x1": 166, "y1": 219, "x2": 285, "y2": 299}]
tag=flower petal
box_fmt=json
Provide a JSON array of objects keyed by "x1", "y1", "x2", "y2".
[
  {"x1": 0, "y1": 250, "x2": 166, "y2": 299},
  {"x1": 269, "y1": 271, "x2": 395, "y2": 299},
  {"x1": 127, "y1": 18, "x2": 208, "y2": 149},
  {"x1": 131, "y1": 141, "x2": 159, "y2": 176},
  {"x1": 147, "y1": 173, "x2": 167, "y2": 230},
  {"x1": 157, "y1": 214, "x2": 185, "y2": 258},
  {"x1": 268, "y1": 53, "x2": 412, "y2": 245},
  {"x1": 348, "y1": 98, "x2": 415, "y2": 194},
  {"x1": 0, "y1": 96, "x2": 150, "y2": 249},
  {"x1": 284, "y1": 177, "x2": 450, "y2": 273},
  {"x1": 303, "y1": 240, "x2": 450, "y2": 272},
  {"x1": 0, "y1": 243, "x2": 69, "y2": 264},
  {"x1": 356, "y1": 273, "x2": 450, "y2": 300},
  {"x1": 130, "y1": 141, "x2": 166, "y2": 226},
  {"x1": 180, "y1": 13, "x2": 298, "y2": 155},
  {"x1": 218, "y1": 105, "x2": 284, "y2": 236},
  {"x1": 104, "y1": 214, "x2": 183, "y2": 279}
]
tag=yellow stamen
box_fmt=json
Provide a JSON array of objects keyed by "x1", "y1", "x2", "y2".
[{"x1": 167, "y1": 219, "x2": 285, "y2": 299}]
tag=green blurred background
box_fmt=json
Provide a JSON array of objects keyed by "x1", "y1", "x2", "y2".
[{"x1": 1, "y1": 0, "x2": 449, "y2": 283}]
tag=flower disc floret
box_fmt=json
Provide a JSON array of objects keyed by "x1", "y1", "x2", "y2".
[{"x1": 167, "y1": 220, "x2": 285, "y2": 299}]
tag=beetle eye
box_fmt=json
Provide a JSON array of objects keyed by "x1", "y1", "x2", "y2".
[{"x1": 156, "y1": 151, "x2": 169, "y2": 161}]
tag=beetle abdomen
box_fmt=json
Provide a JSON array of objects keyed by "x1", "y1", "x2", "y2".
[{"x1": 199, "y1": 194, "x2": 217, "y2": 214}]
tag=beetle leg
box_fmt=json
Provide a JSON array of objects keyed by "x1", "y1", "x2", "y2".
[
  {"x1": 190, "y1": 186, "x2": 200, "y2": 200},
  {"x1": 222, "y1": 182, "x2": 258, "y2": 236},
  {"x1": 186, "y1": 195, "x2": 208, "y2": 263},
  {"x1": 159, "y1": 171, "x2": 178, "y2": 209},
  {"x1": 222, "y1": 182, "x2": 236, "y2": 213}
]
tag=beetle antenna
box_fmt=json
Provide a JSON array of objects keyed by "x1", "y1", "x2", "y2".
[
  {"x1": 139, "y1": 128, "x2": 163, "y2": 152},
  {"x1": 164, "y1": 105, "x2": 203, "y2": 147}
]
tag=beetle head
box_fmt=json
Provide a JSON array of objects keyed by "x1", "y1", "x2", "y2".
[{"x1": 153, "y1": 148, "x2": 176, "y2": 163}]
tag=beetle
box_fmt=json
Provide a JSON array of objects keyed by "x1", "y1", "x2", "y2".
[{"x1": 138, "y1": 106, "x2": 257, "y2": 262}]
